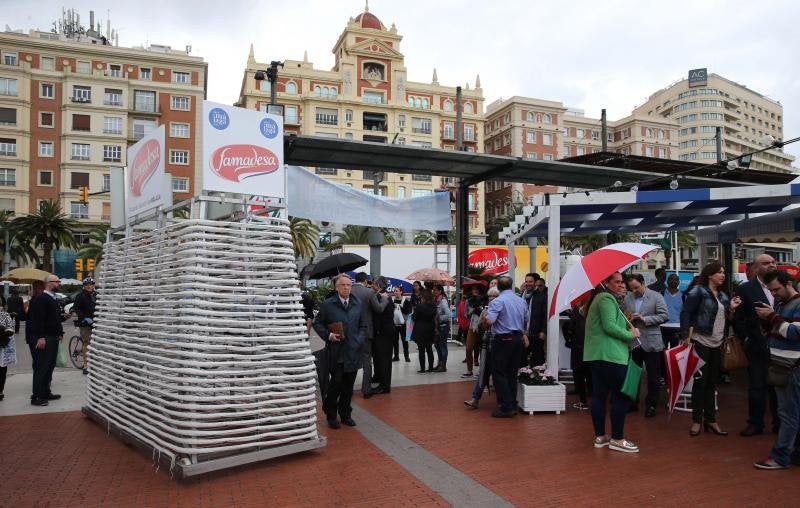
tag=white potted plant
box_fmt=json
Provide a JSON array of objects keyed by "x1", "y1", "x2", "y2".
[{"x1": 517, "y1": 365, "x2": 566, "y2": 414}]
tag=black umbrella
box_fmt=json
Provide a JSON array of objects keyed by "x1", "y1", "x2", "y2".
[
  {"x1": 298, "y1": 263, "x2": 316, "y2": 280},
  {"x1": 308, "y1": 253, "x2": 368, "y2": 279}
]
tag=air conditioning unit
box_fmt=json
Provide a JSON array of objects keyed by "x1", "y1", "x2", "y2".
[{"x1": 347, "y1": 122, "x2": 352, "y2": 127}]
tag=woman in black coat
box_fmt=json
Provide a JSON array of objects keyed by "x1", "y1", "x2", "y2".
[
  {"x1": 372, "y1": 278, "x2": 396, "y2": 393},
  {"x1": 412, "y1": 290, "x2": 436, "y2": 373},
  {"x1": 563, "y1": 299, "x2": 592, "y2": 410}
]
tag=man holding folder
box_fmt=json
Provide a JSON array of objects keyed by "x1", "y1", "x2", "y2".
[{"x1": 314, "y1": 274, "x2": 367, "y2": 429}]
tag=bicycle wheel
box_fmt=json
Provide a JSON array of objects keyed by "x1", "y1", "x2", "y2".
[{"x1": 68, "y1": 334, "x2": 85, "y2": 369}]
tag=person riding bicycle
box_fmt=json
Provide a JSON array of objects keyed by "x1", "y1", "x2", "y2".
[{"x1": 73, "y1": 277, "x2": 96, "y2": 375}]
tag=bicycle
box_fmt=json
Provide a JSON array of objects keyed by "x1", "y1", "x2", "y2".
[{"x1": 68, "y1": 319, "x2": 87, "y2": 370}]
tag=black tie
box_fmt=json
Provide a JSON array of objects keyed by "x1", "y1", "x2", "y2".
[{"x1": 343, "y1": 300, "x2": 349, "y2": 311}]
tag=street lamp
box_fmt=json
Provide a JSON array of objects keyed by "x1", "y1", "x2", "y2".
[{"x1": 254, "y1": 60, "x2": 285, "y2": 107}]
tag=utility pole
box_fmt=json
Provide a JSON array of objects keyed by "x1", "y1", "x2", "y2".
[{"x1": 368, "y1": 171, "x2": 385, "y2": 278}]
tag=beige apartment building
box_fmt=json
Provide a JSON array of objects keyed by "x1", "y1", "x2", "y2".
[
  {"x1": 236, "y1": 6, "x2": 487, "y2": 240},
  {"x1": 482, "y1": 96, "x2": 677, "y2": 231},
  {"x1": 0, "y1": 24, "x2": 206, "y2": 240},
  {"x1": 633, "y1": 70, "x2": 794, "y2": 173}
]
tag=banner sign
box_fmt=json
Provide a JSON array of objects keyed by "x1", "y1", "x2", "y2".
[
  {"x1": 468, "y1": 247, "x2": 512, "y2": 276},
  {"x1": 688, "y1": 68, "x2": 707, "y2": 88},
  {"x1": 126, "y1": 125, "x2": 167, "y2": 218},
  {"x1": 202, "y1": 101, "x2": 285, "y2": 198}
]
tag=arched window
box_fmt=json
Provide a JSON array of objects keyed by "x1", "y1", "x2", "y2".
[
  {"x1": 415, "y1": 97, "x2": 422, "y2": 108},
  {"x1": 260, "y1": 80, "x2": 271, "y2": 92},
  {"x1": 464, "y1": 102, "x2": 473, "y2": 114},
  {"x1": 658, "y1": 129, "x2": 665, "y2": 140},
  {"x1": 285, "y1": 82, "x2": 297, "y2": 94},
  {"x1": 422, "y1": 98, "x2": 429, "y2": 109},
  {"x1": 314, "y1": 85, "x2": 321, "y2": 96},
  {"x1": 330, "y1": 87, "x2": 337, "y2": 98},
  {"x1": 408, "y1": 97, "x2": 415, "y2": 106},
  {"x1": 322, "y1": 87, "x2": 330, "y2": 98},
  {"x1": 542, "y1": 114, "x2": 551, "y2": 124},
  {"x1": 443, "y1": 99, "x2": 453, "y2": 112},
  {"x1": 527, "y1": 112, "x2": 535, "y2": 122},
  {"x1": 646, "y1": 128, "x2": 653, "y2": 138}
]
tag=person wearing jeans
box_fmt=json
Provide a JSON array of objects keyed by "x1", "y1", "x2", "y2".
[{"x1": 432, "y1": 285, "x2": 450, "y2": 372}]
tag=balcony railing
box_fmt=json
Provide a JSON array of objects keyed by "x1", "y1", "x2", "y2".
[
  {"x1": 104, "y1": 99, "x2": 123, "y2": 106},
  {"x1": 412, "y1": 127, "x2": 431, "y2": 134},
  {"x1": 71, "y1": 96, "x2": 92, "y2": 103},
  {"x1": 316, "y1": 115, "x2": 338, "y2": 125}
]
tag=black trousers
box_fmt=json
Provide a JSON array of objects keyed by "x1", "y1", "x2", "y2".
[
  {"x1": 632, "y1": 348, "x2": 662, "y2": 410},
  {"x1": 573, "y1": 363, "x2": 593, "y2": 405},
  {"x1": 373, "y1": 336, "x2": 394, "y2": 391},
  {"x1": 32, "y1": 337, "x2": 59, "y2": 399},
  {"x1": 529, "y1": 336, "x2": 545, "y2": 367},
  {"x1": 746, "y1": 343, "x2": 779, "y2": 429},
  {"x1": 590, "y1": 360, "x2": 629, "y2": 440},
  {"x1": 0, "y1": 365, "x2": 6, "y2": 394},
  {"x1": 418, "y1": 342, "x2": 434, "y2": 371},
  {"x1": 492, "y1": 334, "x2": 523, "y2": 413},
  {"x1": 692, "y1": 341, "x2": 721, "y2": 424},
  {"x1": 393, "y1": 325, "x2": 409, "y2": 360},
  {"x1": 323, "y1": 362, "x2": 357, "y2": 421}
]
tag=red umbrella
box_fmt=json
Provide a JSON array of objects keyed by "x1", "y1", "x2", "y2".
[
  {"x1": 548, "y1": 243, "x2": 658, "y2": 318},
  {"x1": 461, "y1": 278, "x2": 488, "y2": 290},
  {"x1": 664, "y1": 340, "x2": 706, "y2": 415},
  {"x1": 406, "y1": 268, "x2": 455, "y2": 286}
]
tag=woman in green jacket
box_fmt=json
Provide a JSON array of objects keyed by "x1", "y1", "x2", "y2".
[{"x1": 584, "y1": 271, "x2": 641, "y2": 453}]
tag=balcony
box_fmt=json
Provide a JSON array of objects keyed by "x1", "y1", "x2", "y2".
[
  {"x1": 70, "y1": 96, "x2": 92, "y2": 104},
  {"x1": 130, "y1": 105, "x2": 162, "y2": 116},
  {"x1": 315, "y1": 114, "x2": 338, "y2": 126},
  {"x1": 412, "y1": 127, "x2": 432, "y2": 135},
  {"x1": 362, "y1": 95, "x2": 387, "y2": 105},
  {"x1": 104, "y1": 99, "x2": 123, "y2": 107},
  {"x1": 363, "y1": 111, "x2": 387, "y2": 132}
]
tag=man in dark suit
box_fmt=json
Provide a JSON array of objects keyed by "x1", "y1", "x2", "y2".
[
  {"x1": 313, "y1": 274, "x2": 367, "y2": 429},
  {"x1": 735, "y1": 254, "x2": 779, "y2": 436},
  {"x1": 526, "y1": 278, "x2": 548, "y2": 367},
  {"x1": 350, "y1": 272, "x2": 388, "y2": 398},
  {"x1": 28, "y1": 274, "x2": 65, "y2": 406}
]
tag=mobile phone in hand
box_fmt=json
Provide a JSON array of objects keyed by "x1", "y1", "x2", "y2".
[{"x1": 754, "y1": 301, "x2": 768, "y2": 308}]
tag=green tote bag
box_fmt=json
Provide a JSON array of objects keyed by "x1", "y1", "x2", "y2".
[{"x1": 620, "y1": 354, "x2": 643, "y2": 401}]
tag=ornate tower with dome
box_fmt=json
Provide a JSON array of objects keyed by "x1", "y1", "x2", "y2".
[{"x1": 237, "y1": 4, "x2": 487, "y2": 241}]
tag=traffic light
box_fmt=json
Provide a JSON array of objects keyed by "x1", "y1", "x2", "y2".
[{"x1": 79, "y1": 186, "x2": 89, "y2": 203}]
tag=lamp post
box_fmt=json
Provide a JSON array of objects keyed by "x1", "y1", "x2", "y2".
[{"x1": 254, "y1": 60, "x2": 285, "y2": 107}]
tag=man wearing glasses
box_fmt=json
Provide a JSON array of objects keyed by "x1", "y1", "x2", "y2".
[{"x1": 29, "y1": 274, "x2": 66, "y2": 406}]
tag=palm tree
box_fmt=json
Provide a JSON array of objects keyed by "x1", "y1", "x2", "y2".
[
  {"x1": 78, "y1": 224, "x2": 110, "y2": 266},
  {"x1": 413, "y1": 230, "x2": 436, "y2": 245},
  {"x1": 327, "y1": 225, "x2": 397, "y2": 250},
  {"x1": 11, "y1": 200, "x2": 78, "y2": 272},
  {"x1": 289, "y1": 216, "x2": 319, "y2": 260},
  {"x1": 0, "y1": 210, "x2": 39, "y2": 272}
]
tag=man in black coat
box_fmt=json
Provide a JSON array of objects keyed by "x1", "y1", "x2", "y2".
[
  {"x1": 28, "y1": 274, "x2": 65, "y2": 406},
  {"x1": 313, "y1": 274, "x2": 367, "y2": 429},
  {"x1": 526, "y1": 278, "x2": 548, "y2": 367},
  {"x1": 6, "y1": 288, "x2": 23, "y2": 333},
  {"x1": 735, "y1": 254, "x2": 780, "y2": 436},
  {"x1": 72, "y1": 277, "x2": 96, "y2": 374}
]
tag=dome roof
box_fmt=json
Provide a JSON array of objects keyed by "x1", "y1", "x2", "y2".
[{"x1": 354, "y1": 11, "x2": 384, "y2": 30}]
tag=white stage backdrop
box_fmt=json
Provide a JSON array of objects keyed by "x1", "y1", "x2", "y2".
[{"x1": 287, "y1": 166, "x2": 451, "y2": 230}]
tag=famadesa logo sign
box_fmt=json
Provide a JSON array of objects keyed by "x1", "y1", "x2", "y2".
[
  {"x1": 130, "y1": 139, "x2": 160, "y2": 197},
  {"x1": 209, "y1": 144, "x2": 280, "y2": 182}
]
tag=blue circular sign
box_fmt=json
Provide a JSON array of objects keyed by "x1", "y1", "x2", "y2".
[
  {"x1": 260, "y1": 117, "x2": 279, "y2": 139},
  {"x1": 208, "y1": 108, "x2": 229, "y2": 130}
]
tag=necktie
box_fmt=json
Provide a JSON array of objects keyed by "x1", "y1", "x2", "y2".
[{"x1": 343, "y1": 300, "x2": 349, "y2": 311}]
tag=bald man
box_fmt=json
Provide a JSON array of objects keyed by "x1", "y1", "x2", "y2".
[
  {"x1": 28, "y1": 274, "x2": 65, "y2": 406},
  {"x1": 735, "y1": 254, "x2": 780, "y2": 436}
]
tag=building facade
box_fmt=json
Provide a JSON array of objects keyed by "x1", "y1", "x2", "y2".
[
  {"x1": 482, "y1": 96, "x2": 677, "y2": 239},
  {"x1": 0, "y1": 27, "x2": 207, "y2": 238},
  {"x1": 236, "y1": 6, "x2": 487, "y2": 240},
  {"x1": 633, "y1": 71, "x2": 794, "y2": 173}
]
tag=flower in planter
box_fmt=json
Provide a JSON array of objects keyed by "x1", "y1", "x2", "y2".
[{"x1": 518, "y1": 364, "x2": 557, "y2": 386}]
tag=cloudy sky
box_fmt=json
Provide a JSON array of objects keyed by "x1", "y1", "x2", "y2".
[{"x1": 6, "y1": 0, "x2": 800, "y2": 162}]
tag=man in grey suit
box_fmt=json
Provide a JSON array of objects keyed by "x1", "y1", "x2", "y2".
[
  {"x1": 350, "y1": 272, "x2": 389, "y2": 398},
  {"x1": 624, "y1": 273, "x2": 669, "y2": 417}
]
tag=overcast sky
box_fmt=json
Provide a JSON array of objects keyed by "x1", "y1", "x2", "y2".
[{"x1": 6, "y1": 0, "x2": 800, "y2": 163}]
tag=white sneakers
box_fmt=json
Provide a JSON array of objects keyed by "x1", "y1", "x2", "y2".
[{"x1": 594, "y1": 435, "x2": 639, "y2": 453}]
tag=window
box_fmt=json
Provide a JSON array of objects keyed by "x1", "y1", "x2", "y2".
[
  {"x1": 443, "y1": 99, "x2": 453, "y2": 112},
  {"x1": 40, "y1": 83, "x2": 54, "y2": 98},
  {"x1": 0, "y1": 138, "x2": 16, "y2": 156},
  {"x1": 72, "y1": 85, "x2": 91, "y2": 102},
  {"x1": 104, "y1": 88, "x2": 122, "y2": 106},
  {"x1": 345, "y1": 133, "x2": 353, "y2": 140},
  {"x1": 526, "y1": 112, "x2": 535, "y2": 122},
  {"x1": 504, "y1": 112, "x2": 511, "y2": 123},
  {"x1": 3, "y1": 52, "x2": 17, "y2": 66},
  {"x1": 658, "y1": 147, "x2": 667, "y2": 159},
  {"x1": 170, "y1": 122, "x2": 189, "y2": 138},
  {"x1": 443, "y1": 122, "x2": 454, "y2": 139},
  {"x1": 71, "y1": 143, "x2": 90, "y2": 161},
  {"x1": 422, "y1": 99, "x2": 429, "y2": 110},
  {"x1": 542, "y1": 133, "x2": 552, "y2": 146},
  {"x1": 140, "y1": 67, "x2": 151, "y2": 80},
  {"x1": 39, "y1": 141, "x2": 53, "y2": 157},
  {"x1": 362, "y1": 91, "x2": 383, "y2": 104},
  {"x1": 132, "y1": 119, "x2": 157, "y2": 140},
  {"x1": 526, "y1": 152, "x2": 537, "y2": 160},
  {"x1": 464, "y1": 103, "x2": 473, "y2": 114},
  {"x1": 134, "y1": 90, "x2": 156, "y2": 112},
  {"x1": 71, "y1": 172, "x2": 89, "y2": 189},
  {"x1": 284, "y1": 105, "x2": 298, "y2": 124},
  {"x1": 412, "y1": 189, "x2": 432, "y2": 198},
  {"x1": 260, "y1": 80, "x2": 272, "y2": 93},
  {"x1": 645, "y1": 146, "x2": 654, "y2": 157},
  {"x1": 577, "y1": 146, "x2": 585, "y2": 156},
  {"x1": 171, "y1": 96, "x2": 190, "y2": 111},
  {"x1": 102, "y1": 174, "x2": 111, "y2": 191},
  {"x1": 72, "y1": 114, "x2": 91, "y2": 132},
  {"x1": 526, "y1": 131, "x2": 536, "y2": 144},
  {"x1": 76, "y1": 60, "x2": 90, "y2": 74},
  {"x1": 396, "y1": 137, "x2": 405, "y2": 145},
  {"x1": 468, "y1": 194, "x2": 476, "y2": 211},
  {"x1": 0, "y1": 78, "x2": 17, "y2": 96},
  {"x1": 0, "y1": 168, "x2": 15, "y2": 186},
  {"x1": 576, "y1": 129, "x2": 585, "y2": 139},
  {"x1": 398, "y1": 115, "x2": 405, "y2": 128},
  {"x1": 700, "y1": 112, "x2": 723, "y2": 121},
  {"x1": 464, "y1": 124, "x2": 474, "y2": 141},
  {"x1": 701, "y1": 151, "x2": 717, "y2": 160},
  {"x1": 0, "y1": 198, "x2": 13, "y2": 212},
  {"x1": 70, "y1": 201, "x2": 89, "y2": 219},
  {"x1": 645, "y1": 128, "x2": 653, "y2": 138},
  {"x1": 542, "y1": 114, "x2": 552, "y2": 124},
  {"x1": 170, "y1": 150, "x2": 189, "y2": 165},
  {"x1": 103, "y1": 116, "x2": 122, "y2": 135},
  {"x1": 285, "y1": 82, "x2": 297, "y2": 94},
  {"x1": 543, "y1": 153, "x2": 553, "y2": 161},
  {"x1": 503, "y1": 132, "x2": 511, "y2": 146},
  {"x1": 411, "y1": 117, "x2": 432, "y2": 134},
  {"x1": 172, "y1": 177, "x2": 189, "y2": 192},
  {"x1": 39, "y1": 170, "x2": 53, "y2": 186},
  {"x1": 591, "y1": 130, "x2": 600, "y2": 140},
  {"x1": 397, "y1": 186, "x2": 406, "y2": 198},
  {"x1": 564, "y1": 145, "x2": 571, "y2": 157},
  {"x1": 314, "y1": 167, "x2": 337, "y2": 175},
  {"x1": 411, "y1": 141, "x2": 432, "y2": 148},
  {"x1": 315, "y1": 108, "x2": 338, "y2": 125},
  {"x1": 40, "y1": 112, "x2": 53, "y2": 127},
  {"x1": 658, "y1": 129, "x2": 665, "y2": 140},
  {"x1": 40, "y1": 56, "x2": 54, "y2": 70},
  {"x1": 172, "y1": 71, "x2": 190, "y2": 84},
  {"x1": 107, "y1": 64, "x2": 121, "y2": 77},
  {"x1": 103, "y1": 145, "x2": 122, "y2": 162}
]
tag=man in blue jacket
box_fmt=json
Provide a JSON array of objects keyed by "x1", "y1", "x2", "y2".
[
  {"x1": 314, "y1": 274, "x2": 367, "y2": 429},
  {"x1": 753, "y1": 270, "x2": 800, "y2": 469}
]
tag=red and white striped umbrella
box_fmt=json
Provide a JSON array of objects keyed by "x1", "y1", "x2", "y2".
[{"x1": 548, "y1": 242, "x2": 658, "y2": 318}]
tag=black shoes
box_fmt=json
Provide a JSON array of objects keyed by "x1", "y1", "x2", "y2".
[
  {"x1": 491, "y1": 409, "x2": 514, "y2": 418},
  {"x1": 45, "y1": 393, "x2": 61, "y2": 400},
  {"x1": 327, "y1": 418, "x2": 341, "y2": 429},
  {"x1": 341, "y1": 417, "x2": 356, "y2": 427},
  {"x1": 417, "y1": 370, "x2": 427, "y2": 374},
  {"x1": 404, "y1": 357, "x2": 411, "y2": 362},
  {"x1": 363, "y1": 392, "x2": 373, "y2": 399},
  {"x1": 392, "y1": 357, "x2": 400, "y2": 362},
  {"x1": 31, "y1": 398, "x2": 49, "y2": 406},
  {"x1": 740, "y1": 425, "x2": 764, "y2": 437},
  {"x1": 704, "y1": 423, "x2": 728, "y2": 436},
  {"x1": 645, "y1": 406, "x2": 656, "y2": 418}
]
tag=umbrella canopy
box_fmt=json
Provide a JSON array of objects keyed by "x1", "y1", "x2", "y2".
[
  {"x1": 548, "y1": 243, "x2": 658, "y2": 318},
  {"x1": 664, "y1": 342, "x2": 706, "y2": 415},
  {"x1": 298, "y1": 263, "x2": 316, "y2": 280},
  {"x1": 0, "y1": 267, "x2": 52, "y2": 284},
  {"x1": 406, "y1": 268, "x2": 455, "y2": 286},
  {"x1": 308, "y1": 253, "x2": 367, "y2": 280},
  {"x1": 461, "y1": 278, "x2": 488, "y2": 290}
]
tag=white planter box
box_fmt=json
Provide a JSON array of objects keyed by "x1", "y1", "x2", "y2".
[{"x1": 517, "y1": 382, "x2": 566, "y2": 414}]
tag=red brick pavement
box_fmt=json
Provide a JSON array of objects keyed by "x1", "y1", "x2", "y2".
[
  {"x1": 355, "y1": 381, "x2": 800, "y2": 506},
  {"x1": 0, "y1": 411, "x2": 446, "y2": 507}
]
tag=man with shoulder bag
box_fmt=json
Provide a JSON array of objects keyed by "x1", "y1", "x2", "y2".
[{"x1": 753, "y1": 270, "x2": 800, "y2": 469}]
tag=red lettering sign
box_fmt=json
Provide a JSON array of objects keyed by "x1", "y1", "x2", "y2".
[
  {"x1": 130, "y1": 139, "x2": 161, "y2": 197},
  {"x1": 210, "y1": 144, "x2": 280, "y2": 182},
  {"x1": 468, "y1": 248, "x2": 511, "y2": 276}
]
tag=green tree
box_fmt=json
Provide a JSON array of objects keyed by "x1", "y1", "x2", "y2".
[
  {"x1": 289, "y1": 216, "x2": 319, "y2": 260},
  {"x1": 0, "y1": 210, "x2": 39, "y2": 273},
  {"x1": 78, "y1": 224, "x2": 110, "y2": 267},
  {"x1": 11, "y1": 200, "x2": 78, "y2": 272},
  {"x1": 327, "y1": 225, "x2": 397, "y2": 250}
]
